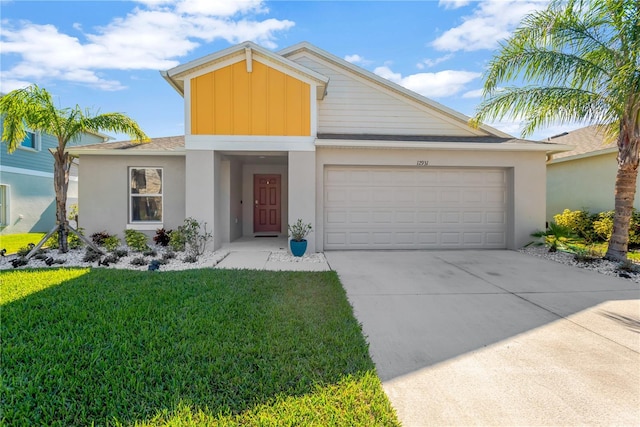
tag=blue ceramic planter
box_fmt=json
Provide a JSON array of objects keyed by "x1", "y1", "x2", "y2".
[{"x1": 290, "y1": 239, "x2": 308, "y2": 257}]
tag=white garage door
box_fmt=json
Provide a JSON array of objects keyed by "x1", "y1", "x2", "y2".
[{"x1": 324, "y1": 166, "x2": 508, "y2": 250}]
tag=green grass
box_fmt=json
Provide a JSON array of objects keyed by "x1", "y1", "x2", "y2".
[
  {"x1": 1, "y1": 268, "x2": 399, "y2": 426},
  {"x1": 0, "y1": 232, "x2": 47, "y2": 254}
]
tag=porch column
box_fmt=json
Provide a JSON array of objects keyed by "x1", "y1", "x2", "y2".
[
  {"x1": 288, "y1": 151, "x2": 316, "y2": 253},
  {"x1": 185, "y1": 150, "x2": 220, "y2": 251}
]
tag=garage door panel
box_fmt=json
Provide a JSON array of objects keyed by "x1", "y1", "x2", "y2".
[{"x1": 324, "y1": 166, "x2": 508, "y2": 249}]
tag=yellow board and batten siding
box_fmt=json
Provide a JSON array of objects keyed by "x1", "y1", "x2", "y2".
[{"x1": 191, "y1": 60, "x2": 311, "y2": 136}]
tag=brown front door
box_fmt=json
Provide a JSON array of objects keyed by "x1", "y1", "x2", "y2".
[{"x1": 253, "y1": 174, "x2": 281, "y2": 233}]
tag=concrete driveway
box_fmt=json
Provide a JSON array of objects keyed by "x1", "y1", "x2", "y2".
[{"x1": 325, "y1": 250, "x2": 640, "y2": 426}]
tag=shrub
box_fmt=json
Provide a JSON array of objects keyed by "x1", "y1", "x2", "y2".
[
  {"x1": 82, "y1": 248, "x2": 102, "y2": 263},
  {"x1": 593, "y1": 210, "x2": 614, "y2": 241},
  {"x1": 113, "y1": 248, "x2": 128, "y2": 258},
  {"x1": 180, "y1": 217, "x2": 212, "y2": 257},
  {"x1": 68, "y1": 228, "x2": 85, "y2": 250},
  {"x1": 168, "y1": 218, "x2": 211, "y2": 257},
  {"x1": 153, "y1": 228, "x2": 172, "y2": 246},
  {"x1": 91, "y1": 231, "x2": 112, "y2": 246},
  {"x1": 529, "y1": 222, "x2": 578, "y2": 252},
  {"x1": 553, "y1": 209, "x2": 597, "y2": 242},
  {"x1": 288, "y1": 219, "x2": 313, "y2": 241},
  {"x1": 16, "y1": 244, "x2": 34, "y2": 257},
  {"x1": 168, "y1": 229, "x2": 186, "y2": 252},
  {"x1": 103, "y1": 235, "x2": 121, "y2": 252},
  {"x1": 571, "y1": 245, "x2": 601, "y2": 263},
  {"x1": 124, "y1": 229, "x2": 149, "y2": 252}
]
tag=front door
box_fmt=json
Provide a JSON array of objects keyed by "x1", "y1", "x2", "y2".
[{"x1": 253, "y1": 174, "x2": 281, "y2": 233}]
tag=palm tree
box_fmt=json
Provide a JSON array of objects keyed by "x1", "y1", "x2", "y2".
[
  {"x1": 1, "y1": 85, "x2": 149, "y2": 252},
  {"x1": 470, "y1": 0, "x2": 639, "y2": 261}
]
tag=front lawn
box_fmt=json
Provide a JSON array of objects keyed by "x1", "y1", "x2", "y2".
[
  {"x1": 0, "y1": 232, "x2": 46, "y2": 254},
  {"x1": 1, "y1": 268, "x2": 399, "y2": 426}
]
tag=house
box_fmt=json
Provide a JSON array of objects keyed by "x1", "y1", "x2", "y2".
[
  {"x1": 69, "y1": 41, "x2": 569, "y2": 252},
  {"x1": 0, "y1": 128, "x2": 109, "y2": 234},
  {"x1": 546, "y1": 125, "x2": 639, "y2": 220}
]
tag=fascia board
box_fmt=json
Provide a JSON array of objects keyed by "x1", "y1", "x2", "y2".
[
  {"x1": 315, "y1": 139, "x2": 575, "y2": 153},
  {"x1": 66, "y1": 148, "x2": 185, "y2": 156},
  {"x1": 548, "y1": 146, "x2": 617, "y2": 164},
  {"x1": 162, "y1": 41, "x2": 329, "y2": 96}
]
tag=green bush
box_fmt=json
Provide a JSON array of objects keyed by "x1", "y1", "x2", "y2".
[
  {"x1": 46, "y1": 228, "x2": 85, "y2": 249},
  {"x1": 553, "y1": 209, "x2": 597, "y2": 242},
  {"x1": 168, "y1": 228, "x2": 186, "y2": 252},
  {"x1": 103, "y1": 235, "x2": 121, "y2": 252},
  {"x1": 124, "y1": 229, "x2": 149, "y2": 252}
]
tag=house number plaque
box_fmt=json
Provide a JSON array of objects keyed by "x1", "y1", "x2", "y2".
[{"x1": 416, "y1": 160, "x2": 429, "y2": 166}]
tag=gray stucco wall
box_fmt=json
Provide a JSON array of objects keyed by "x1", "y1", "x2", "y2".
[
  {"x1": 78, "y1": 155, "x2": 186, "y2": 238},
  {"x1": 547, "y1": 152, "x2": 640, "y2": 221}
]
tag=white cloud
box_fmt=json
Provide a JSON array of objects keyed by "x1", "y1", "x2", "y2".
[
  {"x1": 374, "y1": 65, "x2": 481, "y2": 98},
  {"x1": 344, "y1": 54, "x2": 372, "y2": 66},
  {"x1": 0, "y1": 76, "x2": 32, "y2": 94},
  {"x1": 0, "y1": 0, "x2": 294, "y2": 90},
  {"x1": 432, "y1": 0, "x2": 548, "y2": 52},
  {"x1": 416, "y1": 54, "x2": 453, "y2": 69},
  {"x1": 438, "y1": 0, "x2": 472, "y2": 10},
  {"x1": 462, "y1": 88, "x2": 484, "y2": 98}
]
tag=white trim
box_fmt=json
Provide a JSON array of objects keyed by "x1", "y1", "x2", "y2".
[
  {"x1": 16, "y1": 130, "x2": 42, "y2": 152},
  {"x1": 0, "y1": 184, "x2": 10, "y2": 227},
  {"x1": 315, "y1": 138, "x2": 574, "y2": 153},
  {"x1": 310, "y1": 84, "x2": 318, "y2": 137},
  {"x1": 184, "y1": 79, "x2": 191, "y2": 135},
  {"x1": 0, "y1": 165, "x2": 53, "y2": 178},
  {"x1": 245, "y1": 47, "x2": 253, "y2": 73},
  {"x1": 186, "y1": 135, "x2": 316, "y2": 152},
  {"x1": 66, "y1": 149, "x2": 185, "y2": 156},
  {"x1": 548, "y1": 146, "x2": 616, "y2": 164},
  {"x1": 129, "y1": 167, "x2": 164, "y2": 224},
  {"x1": 126, "y1": 223, "x2": 162, "y2": 231}
]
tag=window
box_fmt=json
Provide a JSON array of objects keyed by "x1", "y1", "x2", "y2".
[
  {"x1": 19, "y1": 131, "x2": 40, "y2": 151},
  {"x1": 0, "y1": 185, "x2": 8, "y2": 227},
  {"x1": 129, "y1": 168, "x2": 162, "y2": 223}
]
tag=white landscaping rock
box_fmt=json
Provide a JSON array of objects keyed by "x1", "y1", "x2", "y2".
[{"x1": 519, "y1": 246, "x2": 640, "y2": 283}]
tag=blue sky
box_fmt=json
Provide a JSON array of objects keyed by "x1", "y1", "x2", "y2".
[{"x1": 1, "y1": 0, "x2": 577, "y2": 141}]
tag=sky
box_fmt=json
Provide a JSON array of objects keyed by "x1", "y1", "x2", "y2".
[{"x1": 0, "y1": 0, "x2": 581, "y2": 141}]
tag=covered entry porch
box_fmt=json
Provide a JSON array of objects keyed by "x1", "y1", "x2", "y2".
[{"x1": 184, "y1": 149, "x2": 316, "y2": 252}]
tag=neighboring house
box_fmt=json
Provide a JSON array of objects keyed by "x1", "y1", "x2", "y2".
[
  {"x1": 546, "y1": 125, "x2": 639, "y2": 221},
  {"x1": 0, "y1": 128, "x2": 109, "y2": 234},
  {"x1": 69, "y1": 41, "x2": 569, "y2": 252}
]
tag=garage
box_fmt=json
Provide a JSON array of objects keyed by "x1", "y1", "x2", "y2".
[{"x1": 323, "y1": 166, "x2": 509, "y2": 250}]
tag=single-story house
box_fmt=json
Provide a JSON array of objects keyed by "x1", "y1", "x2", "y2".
[
  {"x1": 69, "y1": 41, "x2": 569, "y2": 252},
  {"x1": 546, "y1": 125, "x2": 640, "y2": 220}
]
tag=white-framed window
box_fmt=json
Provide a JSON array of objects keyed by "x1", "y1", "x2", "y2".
[
  {"x1": 18, "y1": 131, "x2": 41, "y2": 152},
  {"x1": 129, "y1": 167, "x2": 163, "y2": 224},
  {"x1": 0, "y1": 185, "x2": 9, "y2": 227}
]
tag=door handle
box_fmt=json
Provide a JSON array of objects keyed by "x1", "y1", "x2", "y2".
[{"x1": 255, "y1": 200, "x2": 259, "y2": 207}]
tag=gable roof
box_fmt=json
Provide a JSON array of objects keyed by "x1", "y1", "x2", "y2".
[
  {"x1": 161, "y1": 41, "x2": 329, "y2": 99},
  {"x1": 279, "y1": 41, "x2": 511, "y2": 139},
  {"x1": 547, "y1": 125, "x2": 615, "y2": 163}
]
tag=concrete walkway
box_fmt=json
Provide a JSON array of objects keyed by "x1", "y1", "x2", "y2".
[
  {"x1": 325, "y1": 250, "x2": 640, "y2": 426},
  {"x1": 215, "y1": 236, "x2": 330, "y2": 271}
]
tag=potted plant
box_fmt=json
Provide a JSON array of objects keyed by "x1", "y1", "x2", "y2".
[{"x1": 288, "y1": 219, "x2": 312, "y2": 257}]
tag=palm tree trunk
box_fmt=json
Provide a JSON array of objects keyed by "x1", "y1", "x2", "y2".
[
  {"x1": 606, "y1": 124, "x2": 640, "y2": 262},
  {"x1": 53, "y1": 149, "x2": 70, "y2": 253}
]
